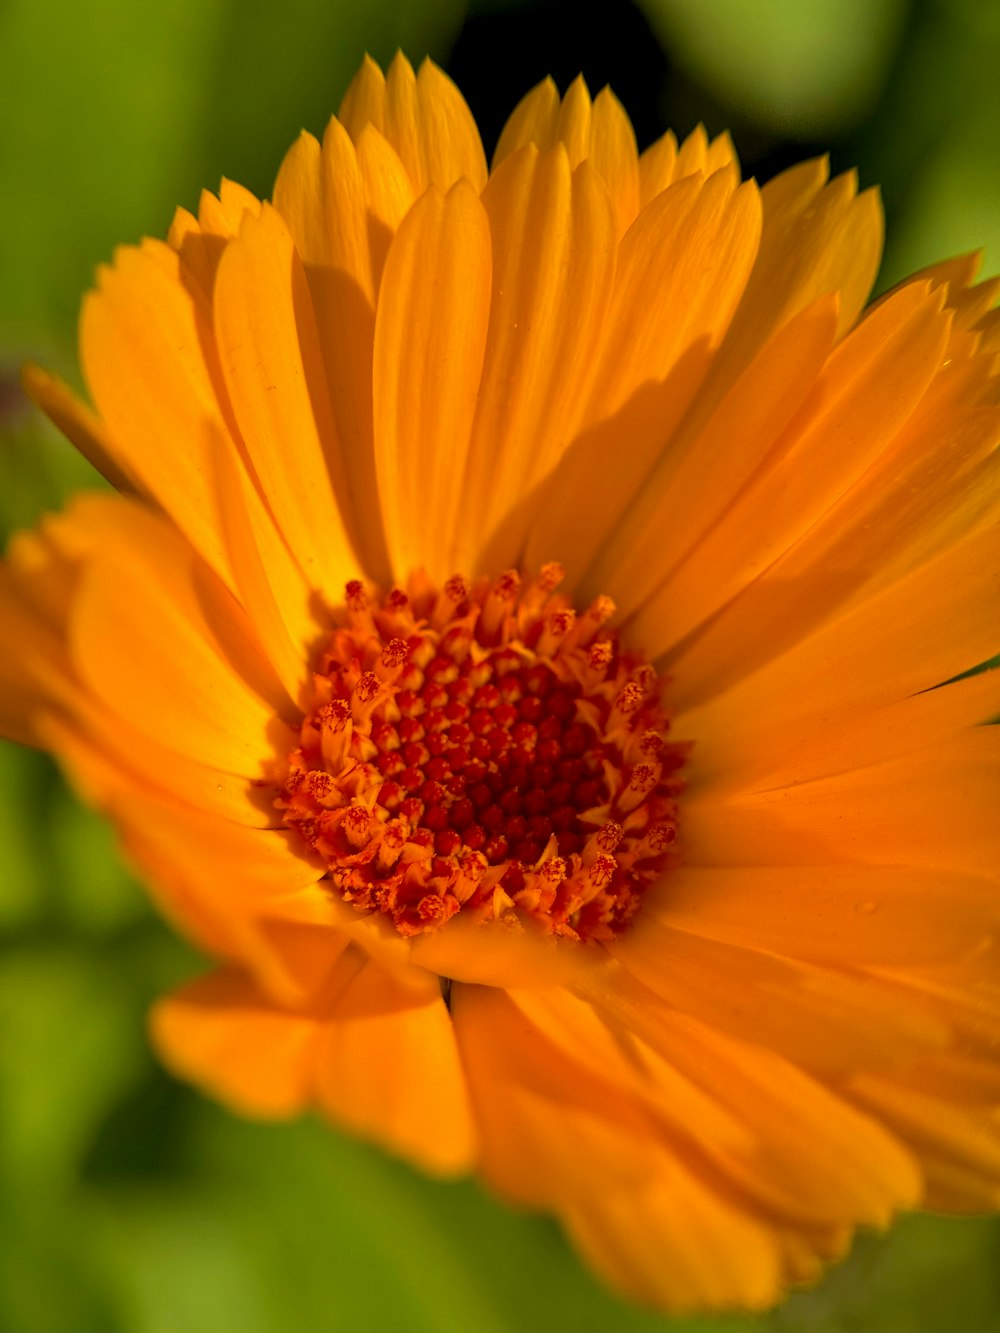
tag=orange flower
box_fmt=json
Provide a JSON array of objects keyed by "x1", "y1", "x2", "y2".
[{"x1": 3, "y1": 53, "x2": 1000, "y2": 1312}]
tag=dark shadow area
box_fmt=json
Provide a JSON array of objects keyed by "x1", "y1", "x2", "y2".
[{"x1": 82, "y1": 1065, "x2": 199, "y2": 1184}]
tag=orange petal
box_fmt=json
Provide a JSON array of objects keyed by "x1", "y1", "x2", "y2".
[
  {"x1": 313, "y1": 950, "x2": 477, "y2": 1176},
  {"x1": 563, "y1": 1170, "x2": 782, "y2": 1312},
  {"x1": 453, "y1": 982, "x2": 913, "y2": 1307},
  {"x1": 722, "y1": 159, "x2": 883, "y2": 364},
  {"x1": 339, "y1": 53, "x2": 486, "y2": 195},
  {"x1": 610, "y1": 922, "x2": 946, "y2": 1073},
  {"x1": 154, "y1": 948, "x2": 476, "y2": 1176},
  {"x1": 522, "y1": 351, "x2": 716, "y2": 587},
  {"x1": 875, "y1": 249, "x2": 1000, "y2": 333},
  {"x1": 210, "y1": 425, "x2": 331, "y2": 709},
  {"x1": 272, "y1": 117, "x2": 407, "y2": 581},
  {"x1": 80, "y1": 241, "x2": 241, "y2": 584},
  {"x1": 407, "y1": 911, "x2": 612, "y2": 990},
  {"x1": 213, "y1": 203, "x2": 360, "y2": 598},
  {"x1": 166, "y1": 205, "x2": 219, "y2": 298},
  {"x1": 666, "y1": 426, "x2": 1000, "y2": 709},
  {"x1": 509, "y1": 978, "x2": 923, "y2": 1228},
  {"x1": 69, "y1": 499, "x2": 291, "y2": 777},
  {"x1": 114, "y1": 809, "x2": 323, "y2": 1006},
  {"x1": 60, "y1": 691, "x2": 280, "y2": 829},
  {"x1": 455, "y1": 146, "x2": 616, "y2": 572},
  {"x1": 639, "y1": 124, "x2": 739, "y2": 207},
  {"x1": 372, "y1": 182, "x2": 492, "y2": 580},
  {"x1": 584, "y1": 166, "x2": 762, "y2": 426},
  {"x1": 452, "y1": 981, "x2": 672, "y2": 1210},
  {"x1": 168, "y1": 179, "x2": 262, "y2": 300},
  {"x1": 588, "y1": 86, "x2": 641, "y2": 235},
  {"x1": 647, "y1": 864, "x2": 1000, "y2": 968},
  {"x1": 493, "y1": 73, "x2": 591, "y2": 163},
  {"x1": 151, "y1": 968, "x2": 320, "y2": 1117},
  {"x1": 582, "y1": 292, "x2": 835, "y2": 609},
  {"x1": 606, "y1": 999, "x2": 922, "y2": 1226},
  {"x1": 198, "y1": 178, "x2": 261, "y2": 236},
  {"x1": 677, "y1": 526, "x2": 1000, "y2": 784},
  {"x1": 675, "y1": 125, "x2": 739, "y2": 187},
  {"x1": 21, "y1": 364, "x2": 135, "y2": 493},
  {"x1": 682, "y1": 727, "x2": 1000, "y2": 880},
  {"x1": 492, "y1": 77, "x2": 559, "y2": 162},
  {"x1": 496, "y1": 77, "x2": 641, "y2": 235},
  {"x1": 849, "y1": 1075, "x2": 1000, "y2": 1211},
  {"x1": 628, "y1": 281, "x2": 952, "y2": 657},
  {"x1": 36, "y1": 713, "x2": 317, "y2": 986}
]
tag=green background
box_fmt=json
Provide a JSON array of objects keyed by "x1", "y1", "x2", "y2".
[{"x1": 2, "y1": 0, "x2": 999, "y2": 1329}]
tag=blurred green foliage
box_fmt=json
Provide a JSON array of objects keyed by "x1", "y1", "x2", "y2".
[
  {"x1": 2, "y1": 0, "x2": 1000, "y2": 1330},
  {"x1": 640, "y1": 0, "x2": 909, "y2": 136}
]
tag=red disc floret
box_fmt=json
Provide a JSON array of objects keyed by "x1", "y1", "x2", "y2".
[{"x1": 276, "y1": 567, "x2": 688, "y2": 941}]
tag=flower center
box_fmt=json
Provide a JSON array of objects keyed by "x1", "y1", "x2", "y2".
[{"x1": 277, "y1": 566, "x2": 687, "y2": 941}]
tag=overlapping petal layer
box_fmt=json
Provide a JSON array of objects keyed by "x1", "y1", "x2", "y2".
[{"x1": 7, "y1": 53, "x2": 1000, "y2": 1312}]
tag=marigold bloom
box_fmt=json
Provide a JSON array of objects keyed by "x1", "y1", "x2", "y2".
[{"x1": 3, "y1": 53, "x2": 1000, "y2": 1312}]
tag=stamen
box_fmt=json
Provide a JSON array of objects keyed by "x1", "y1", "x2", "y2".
[
  {"x1": 277, "y1": 568, "x2": 688, "y2": 943},
  {"x1": 567, "y1": 594, "x2": 616, "y2": 650},
  {"x1": 432, "y1": 575, "x2": 468, "y2": 629},
  {"x1": 480, "y1": 570, "x2": 521, "y2": 641},
  {"x1": 537, "y1": 608, "x2": 576, "y2": 657}
]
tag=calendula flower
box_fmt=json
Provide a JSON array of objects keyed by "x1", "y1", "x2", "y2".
[{"x1": 3, "y1": 52, "x2": 999, "y2": 1312}]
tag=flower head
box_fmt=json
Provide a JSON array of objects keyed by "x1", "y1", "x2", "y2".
[{"x1": 4, "y1": 53, "x2": 999, "y2": 1312}]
